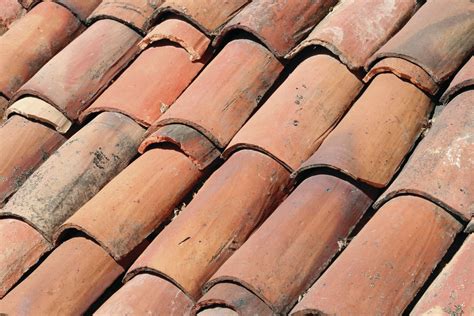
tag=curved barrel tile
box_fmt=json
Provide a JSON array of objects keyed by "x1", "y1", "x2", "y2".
[
  {"x1": 291, "y1": 196, "x2": 462, "y2": 315},
  {"x1": 441, "y1": 56, "x2": 474, "y2": 104},
  {"x1": 225, "y1": 54, "x2": 362, "y2": 171},
  {"x1": 0, "y1": 2, "x2": 82, "y2": 100},
  {"x1": 55, "y1": 0, "x2": 102, "y2": 22},
  {"x1": 286, "y1": 0, "x2": 418, "y2": 70},
  {"x1": 296, "y1": 74, "x2": 432, "y2": 188},
  {"x1": 0, "y1": 112, "x2": 144, "y2": 240},
  {"x1": 214, "y1": 0, "x2": 337, "y2": 57},
  {"x1": 376, "y1": 91, "x2": 473, "y2": 222},
  {"x1": 126, "y1": 150, "x2": 290, "y2": 300},
  {"x1": 152, "y1": 39, "x2": 283, "y2": 149},
  {"x1": 13, "y1": 19, "x2": 141, "y2": 121}
]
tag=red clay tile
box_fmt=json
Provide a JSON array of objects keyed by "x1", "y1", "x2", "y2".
[
  {"x1": 441, "y1": 56, "x2": 474, "y2": 104},
  {"x1": 0, "y1": 112, "x2": 144, "y2": 240},
  {"x1": 153, "y1": 0, "x2": 249, "y2": 35},
  {"x1": 126, "y1": 150, "x2": 290, "y2": 299},
  {"x1": 411, "y1": 234, "x2": 474, "y2": 315},
  {"x1": 55, "y1": 0, "x2": 102, "y2": 21},
  {"x1": 0, "y1": 2, "x2": 82, "y2": 100},
  {"x1": 151, "y1": 39, "x2": 283, "y2": 149},
  {"x1": 205, "y1": 175, "x2": 373, "y2": 314},
  {"x1": 139, "y1": 124, "x2": 221, "y2": 170},
  {"x1": 0, "y1": 0, "x2": 25, "y2": 35},
  {"x1": 13, "y1": 19, "x2": 141, "y2": 121},
  {"x1": 88, "y1": 0, "x2": 162, "y2": 33},
  {"x1": 0, "y1": 115, "x2": 66, "y2": 206},
  {"x1": 81, "y1": 20, "x2": 209, "y2": 126},
  {"x1": 291, "y1": 196, "x2": 462, "y2": 315},
  {"x1": 366, "y1": 0, "x2": 474, "y2": 95},
  {"x1": 56, "y1": 147, "x2": 203, "y2": 260},
  {"x1": 196, "y1": 283, "x2": 273, "y2": 316},
  {"x1": 225, "y1": 54, "x2": 362, "y2": 171},
  {"x1": 286, "y1": 0, "x2": 417, "y2": 70},
  {"x1": 0, "y1": 237, "x2": 123, "y2": 315},
  {"x1": 364, "y1": 57, "x2": 438, "y2": 94},
  {"x1": 138, "y1": 18, "x2": 211, "y2": 61},
  {"x1": 96, "y1": 274, "x2": 194, "y2": 315},
  {"x1": 0, "y1": 218, "x2": 50, "y2": 298},
  {"x1": 376, "y1": 90, "x2": 473, "y2": 222},
  {"x1": 214, "y1": 0, "x2": 337, "y2": 57},
  {"x1": 296, "y1": 74, "x2": 432, "y2": 188}
]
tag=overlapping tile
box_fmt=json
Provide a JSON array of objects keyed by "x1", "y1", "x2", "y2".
[
  {"x1": 214, "y1": 0, "x2": 337, "y2": 57},
  {"x1": 441, "y1": 56, "x2": 474, "y2": 104},
  {"x1": 291, "y1": 196, "x2": 462, "y2": 315},
  {"x1": 365, "y1": 0, "x2": 474, "y2": 94},
  {"x1": 286, "y1": 0, "x2": 418, "y2": 70},
  {"x1": 0, "y1": 0, "x2": 25, "y2": 35}
]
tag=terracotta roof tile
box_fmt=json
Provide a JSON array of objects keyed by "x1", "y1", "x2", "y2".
[
  {"x1": 0, "y1": 2, "x2": 83, "y2": 100},
  {"x1": 214, "y1": 0, "x2": 337, "y2": 57},
  {"x1": 441, "y1": 56, "x2": 474, "y2": 104},
  {"x1": 225, "y1": 54, "x2": 363, "y2": 172},
  {"x1": 203, "y1": 174, "x2": 373, "y2": 314},
  {"x1": 365, "y1": 0, "x2": 474, "y2": 94},
  {"x1": 153, "y1": 0, "x2": 250, "y2": 35},
  {"x1": 0, "y1": 112, "x2": 144, "y2": 240},
  {"x1": 411, "y1": 234, "x2": 474, "y2": 315},
  {"x1": 126, "y1": 150, "x2": 290, "y2": 300},
  {"x1": 0, "y1": 115, "x2": 65, "y2": 206},
  {"x1": 12, "y1": 19, "x2": 141, "y2": 121},
  {"x1": 0, "y1": 218, "x2": 50, "y2": 298},
  {"x1": 56, "y1": 147, "x2": 203, "y2": 260},
  {"x1": 296, "y1": 73, "x2": 432, "y2": 188},
  {"x1": 151, "y1": 39, "x2": 283, "y2": 149},
  {"x1": 0, "y1": 237, "x2": 123, "y2": 314},
  {"x1": 81, "y1": 19, "x2": 210, "y2": 126},
  {"x1": 88, "y1": 0, "x2": 162, "y2": 34},
  {"x1": 0, "y1": 0, "x2": 25, "y2": 35},
  {"x1": 286, "y1": 0, "x2": 418, "y2": 70},
  {"x1": 55, "y1": 0, "x2": 102, "y2": 22},
  {"x1": 376, "y1": 90, "x2": 473, "y2": 222},
  {"x1": 291, "y1": 196, "x2": 462, "y2": 315},
  {"x1": 95, "y1": 274, "x2": 194, "y2": 315}
]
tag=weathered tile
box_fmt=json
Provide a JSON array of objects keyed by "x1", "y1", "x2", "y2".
[
  {"x1": 0, "y1": 0, "x2": 25, "y2": 35},
  {"x1": 296, "y1": 74, "x2": 432, "y2": 188},
  {"x1": 6, "y1": 97, "x2": 72, "y2": 134},
  {"x1": 81, "y1": 20, "x2": 209, "y2": 127},
  {"x1": 0, "y1": 237, "x2": 123, "y2": 315},
  {"x1": 205, "y1": 175, "x2": 373, "y2": 314},
  {"x1": 0, "y1": 218, "x2": 50, "y2": 298},
  {"x1": 56, "y1": 147, "x2": 203, "y2": 260},
  {"x1": 291, "y1": 196, "x2": 462, "y2": 315},
  {"x1": 150, "y1": 39, "x2": 283, "y2": 149},
  {"x1": 196, "y1": 283, "x2": 273, "y2": 316},
  {"x1": 95, "y1": 274, "x2": 194, "y2": 315},
  {"x1": 441, "y1": 56, "x2": 474, "y2": 104},
  {"x1": 287, "y1": 0, "x2": 417, "y2": 70},
  {"x1": 139, "y1": 124, "x2": 221, "y2": 170},
  {"x1": 225, "y1": 54, "x2": 362, "y2": 171},
  {"x1": 126, "y1": 150, "x2": 290, "y2": 300},
  {"x1": 153, "y1": 0, "x2": 249, "y2": 35},
  {"x1": 0, "y1": 115, "x2": 66, "y2": 206},
  {"x1": 138, "y1": 18, "x2": 211, "y2": 61},
  {"x1": 88, "y1": 0, "x2": 162, "y2": 33},
  {"x1": 0, "y1": 2, "x2": 82, "y2": 99},
  {"x1": 55, "y1": 0, "x2": 102, "y2": 21},
  {"x1": 13, "y1": 19, "x2": 141, "y2": 121},
  {"x1": 366, "y1": 0, "x2": 474, "y2": 95},
  {"x1": 411, "y1": 234, "x2": 474, "y2": 316},
  {"x1": 215, "y1": 0, "x2": 336, "y2": 57},
  {"x1": 0, "y1": 112, "x2": 144, "y2": 240},
  {"x1": 18, "y1": 0, "x2": 40, "y2": 9},
  {"x1": 376, "y1": 91, "x2": 473, "y2": 222}
]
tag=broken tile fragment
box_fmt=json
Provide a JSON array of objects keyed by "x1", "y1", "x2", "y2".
[
  {"x1": 296, "y1": 74, "x2": 432, "y2": 188},
  {"x1": 291, "y1": 196, "x2": 462, "y2": 315},
  {"x1": 13, "y1": 19, "x2": 141, "y2": 121},
  {"x1": 286, "y1": 0, "x2": 418, "y2": 70},
  {"x1": 215, "y1": 0, "x2": 337, "y2": 57}
]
